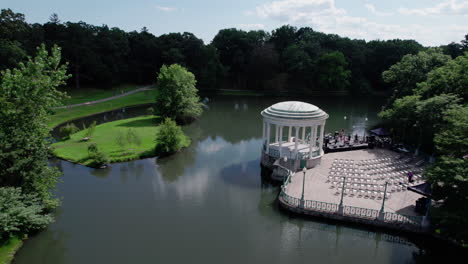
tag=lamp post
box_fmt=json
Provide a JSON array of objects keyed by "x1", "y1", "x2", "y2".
[
  {"x1": 378, "y1": 181, "x2": 388, "y2": 221},
  {"x1": 300, "y1": 167, "x2": 306, "y2": 208},
  {"x1": 338, "y1": 176, "x2": 346, "y2": 214}
]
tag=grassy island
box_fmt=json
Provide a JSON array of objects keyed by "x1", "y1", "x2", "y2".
[{"x1": 51, "y1": 116, "x2": 190, "y2": 167}]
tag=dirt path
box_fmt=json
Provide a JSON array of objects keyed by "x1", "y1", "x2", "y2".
[{"x1": 55, "y1": 85, "x2": 154, "y2": 109}]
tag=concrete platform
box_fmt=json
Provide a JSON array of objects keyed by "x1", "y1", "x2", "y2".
[{"x1": 284, "y1": 149, "x2": 424, "y2": 216}]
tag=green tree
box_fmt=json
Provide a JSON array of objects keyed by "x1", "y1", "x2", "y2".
[
  {"x1": 382, "y1": 48, "x2": 451, "y2": 105},
  {"x1": 0, "y1": 187, "x2": 54, "y2": 240},
  {"x1": 84, "y1": 121, "x2": 96, "y2": 138},
  {"x1": 156, "y1": 64, "x2": 203, "y2": 122},
  {"x1": 316, "y1": 51, "x2": 351, "y2": 91},
  {"x1": 115, "y1": 130, "x2": 126, "y2": 148},
  {"x1": 425, "y1": 105, "x2": 468, "y2": 243},
  {"x1": 59, "y1": 122, "x2": 79, "y2": 140},
  {"x1": 416, "y1": 52, "x2": 468, "y2": 101},
  {"x1": 0, "y1": 44, "x2": 69, "y2": 209},
  {"x1": 154, "y1": 118, "x2": 186, "y2": 155}
]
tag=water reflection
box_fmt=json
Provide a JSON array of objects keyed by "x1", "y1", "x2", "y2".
[{"x1": 15, "y1": 95, "x2": 445, "y2": 264}]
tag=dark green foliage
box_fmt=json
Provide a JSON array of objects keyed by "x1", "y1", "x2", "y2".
[
  {"x1": 380, "y1": 50, "x2": 468, "y2": 244},
  {"x1": 316, "y1": 51, "x2": 351, "y2": 91},
  {"x1": 154, "y1": 118, "x2": 185, "y2": 155},
  {"x1": 89, "y1": 151, "x2": 108, "y2": 167},
  {"x1": 0, "y1": 8, "x2": 451, "y2": 95},
  {"x1": 87, "y1": 143, "x2": 98, "y2": 155},
  {"x1": 146, "y1": 106, "x2": 154, "y2": 116},
  {"x1": 115, "y1": 130, "x2": 125, "y2": 148},
  {"x1": 126, "y1": 129, "x2": 141, "y2": 147},
  {"x1": 59, "y1": 122, "x2": 78, "y2": 140},
  {"x1": 0, "y1": 187, "x2": 54, "y2": 240},
  {"x1": 84, "y1": 121, "x2": 96, "y2": 138},
  {"x1": 156, "y1": 64, "x2": 203, "y2": 122},
  {"x1": 0, "y1": 44, "x2": 69, "y2": 209}
]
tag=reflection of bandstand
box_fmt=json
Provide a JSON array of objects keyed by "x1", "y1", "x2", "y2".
[{"x1": 260, "y1": 101, "x2": 329, "y2": 177}]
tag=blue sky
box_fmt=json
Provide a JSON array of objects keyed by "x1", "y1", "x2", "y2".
[{"x1": 2, "y1": 0, "x2": 467, "y2": 46}]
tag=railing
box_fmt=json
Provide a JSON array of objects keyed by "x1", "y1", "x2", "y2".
[
  {"x1": 384, "y1": 212, "x2": 423, "y2": 226},
  {"x1": 304, "y1": 200, "x2": 339, "y2": 213},
  {"x1": 280, "y1": 191, "x2": 301, "y2": 207},
  {"x1": 343, "y1": 205, "x2": 379, "y2": 219},
  {"x1": 279, "y1": 189, "x2": 423, "y2": 228}
]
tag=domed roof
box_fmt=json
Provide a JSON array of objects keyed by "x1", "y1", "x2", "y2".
[{"x1": 261, "y1": 101, "x2": 328, "y2": 121}]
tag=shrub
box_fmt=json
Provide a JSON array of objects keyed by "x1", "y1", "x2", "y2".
[
  {"x1": 154, "y1": 118, "x2": 185, "y2": 155},
  {"x1": 84, "y1": 121, "x2": 97, "y2": 138},
  {"x1": 116, "y1": 130, "x2": 126, "y2": 148},
  {"x1": 0, "y1": 187, "x2": 54, "y2": 240},
  {"x1": 126, "y1": 129, "x2": 141, "y2": 147},
  {"x1": 89, "y1": 151, "x2": 108, "y2": 167},
  {"x1": 59, "y1": 123, "x2": 79, "y2": 140},
  {"x1": 87, "y1": 143, "x2": 98, "y2": 155},
  {"x1": 146, "y1": 107, "x2": 154, "y2": 116}
]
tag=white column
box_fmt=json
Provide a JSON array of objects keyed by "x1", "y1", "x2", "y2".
[
  {"x1": 309, "y1": 126, "x2": 313, "y2": 158},
  {"x1": 301, "y1": 127, "x2": 305, "y2": 142},
  {"x1": 319, "y1": 122, "x2": 326, "y2": 154},
  {"x1": 294, "y1": 126, "x2": 299, "y2": 156},
  {"x1": 279, "y1": 126, "x2": 283, "y2": 157},
  {"x1": 313, "y1": 125, "x2": 318, "y2": 148},
  {"x1": 275, "y1": 125, "x2": 279, "y2": 143},
  {"x1": 262, "y1": 121, "x2": 266, "y2": 139},
  {"x1": 266, "y1": 123, "x2": 270, "y2": 153},
  {"x1": 288, "y1": 126, "x2": 292, "y2": 142}
]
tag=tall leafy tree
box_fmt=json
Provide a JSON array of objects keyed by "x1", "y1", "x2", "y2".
[
  {"x1": 316, "y1": 51, "x2": 351, "y2": 91},
  {"x1": 382, "y1": 48, "x2": 451, "y2": 105},
  {"x1": 155, "y1": 64, "x2": 203, "y2": 122},
  {"x1": 0, "y1": 44, "x2": 69, "y2": 209}
]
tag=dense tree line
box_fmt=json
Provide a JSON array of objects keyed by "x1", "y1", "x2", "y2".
[
  {"x1": 2, "y1": 9, "x2": 466, "y2": 94},
  {"x1": 379, "y1": 50, "x2": 467, "y2": 243}
]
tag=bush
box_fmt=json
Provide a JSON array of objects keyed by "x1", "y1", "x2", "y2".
[
  {"x1": 87, "y1": 143, "x2": 98, "y2": 155},
  {"x1": 146, "y1": 107, "x2": 154, "y2": 116},
  {"x1": 84, "y1": 121, "x2": 97, "y2": 138},
  {"x1": 126, "y1": 129, "x2": 141, "y2": 147},
  {"x1": 115, "y1": 130, "x2": 126, "y2": 148},
  {"x1": 0, "y1": 187, "x2": 54, "y2": 240},
  {"x1": 89, "y1": 151, "x2": 108, "y2": 167},
  {"x1": 59, "y1": 123, "x2": 79, "y2": 140},
  {"x1": 154, "y1": 118, "x2": 185, "y2": 155}
]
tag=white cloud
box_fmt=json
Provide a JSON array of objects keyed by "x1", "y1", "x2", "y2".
[
  {"x1": 256, "y1": 0, "x2": 346, "y2": 22},
  {"x1": 237, "y1": 23, "x2": 266, "y2": 30},
  {"x1": 155, "y1": 5, "x2": 176, "y2": 12},
  {"x1": 398, "y1": 0, "x2": 468, "y2": 16},
  {"x1": 250, "y1": 0, "x2": 467, "y2": 46},
  {"x1": 364, "y1": 3, "x2": 392, "y2": 16}
]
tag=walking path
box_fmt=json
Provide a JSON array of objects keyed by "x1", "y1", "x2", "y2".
[{"x1": 55, "y1": 85, "x2": 154, "y2": 109}]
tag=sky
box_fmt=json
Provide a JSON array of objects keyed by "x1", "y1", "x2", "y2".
[{"x1": 2, "y1": 0, "x2": 467, "y2": 46}]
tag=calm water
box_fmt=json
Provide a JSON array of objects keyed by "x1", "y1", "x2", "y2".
[{"x1": 15, "y1": 96, "x2": 440, "y2": 264}]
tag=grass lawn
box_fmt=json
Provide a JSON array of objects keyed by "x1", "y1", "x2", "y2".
[
  {"x1": 51, "y1": 116, "x2": 190, "y2": 166},
  {"x1": 48, "y1": 89, "x2": 158, "y2": 128},
  {"x1": 60, "y1": 84, "x2": 143, "y2": 105},
  {"x1": 0, "y1": 237, "x2": 23, "y2": 264}
]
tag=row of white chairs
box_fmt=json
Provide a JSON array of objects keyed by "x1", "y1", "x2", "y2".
[{"x1": 335, "y1": 187, "x2": 391, "y2": 200}]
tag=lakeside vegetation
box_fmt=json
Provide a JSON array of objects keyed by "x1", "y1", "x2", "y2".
[
  {"x1": 52, "y1": 116, "x2": 190, "y2": 167},
  {"x1": 60, "y1": 84, "x2": 142, "y2": 105},
  {"x1": 2, "y1": 8, "x2": 467, "y2": 97},
  {"x1": 48, "y1": 88, "x2": 157, "y2": 128},
  {"x1": 0, "y1": 5, "x2": 467, "y2": 261},
  {"x1": 0, "y1": 237, "x2": 22, "y2": 264},
  {"x1": 0, "y1": 45, "x2": 68, "y2": 263},
  {"x1": 379, "y1": 50, "x2": 467, "y2": 244}
]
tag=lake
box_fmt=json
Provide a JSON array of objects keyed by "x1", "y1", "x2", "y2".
[{"x1": 14, "y1": 95, "x2": 441, "y2": 264}]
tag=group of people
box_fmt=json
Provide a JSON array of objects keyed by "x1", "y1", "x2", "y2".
[{"x1": 325, "y1": 129, "x2": 368, "y2": 148}]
